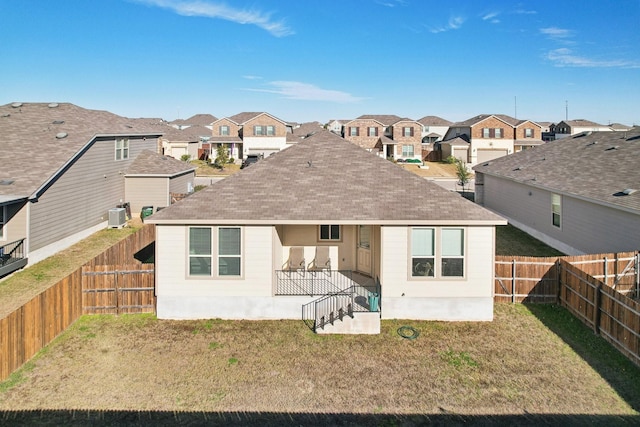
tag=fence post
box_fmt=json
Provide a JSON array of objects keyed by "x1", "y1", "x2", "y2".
[
  {"x1": 604, "y1": 257, "x2": 608, "y2": 287},
  {"x1": 555, "y1": 259, "x2": 562, "y2": 304},
  {"x1": 512, "y1": 259, "x2": 516, "y2": 304},
  {"x1": 635, "y1": 253, "x2": 639, "y2": 299},
  {"x1": 593, "y1": 282, "x2": 602, "y2": 335}
]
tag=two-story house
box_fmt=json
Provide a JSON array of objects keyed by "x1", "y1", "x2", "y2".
[
  {"x1": 551, "y1": 119, "x2": 613, "y2": 136},
  {"x1": 210, "y1": 112, "x2": 291, "y2": 161},
  {"x1": 343, "y1": 115, "x2": 423, "y2": 161},
  {"x1": 442, "y1": 114, "x2": 543, "y2": 166}
]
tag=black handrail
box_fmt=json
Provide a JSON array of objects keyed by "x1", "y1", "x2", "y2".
[
  {"x1": 276, "y1": 269, "x2": 353, "y2": 296},
  {"x1": 0, "y1": 238, "x2": 26, "y2": 266}
]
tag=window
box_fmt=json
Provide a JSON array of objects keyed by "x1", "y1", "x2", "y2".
[
  {"x1": 0, "y1": 205, "x2": 5, "y2": 240},
  {"x1": 218, "y1": 227, "x2": 241, "y2": 276},
  {"x1": 411, "y1": 228, "x2": 434, "y2": 277},
  {"x1": 441, "y1": 228, "x2": 464, "y2": 277},
  {"x1": 368, "y1": 127, "x2": 378, "y2": 137},
  {"x1": 495, "y1": 128, "x2": 503, "y2": 138},
  {"x1": 552, "y1": 194, "x2": 561, "y2": 228},
  {"x1": 115, "y1": 138, "x2": 129, "y2": 160},
  {"x1": 483, "y1": 128, "x2": 490, "y2": 138},
  {"x1": 411, "y1": 227, "x2": 465, "y2": 278},
  {"x1": 254, "y1": 125, "x2": 264, "y2": 136},
  {"x1": 319, "y1": 225, "x2": 341, "y2": 241},
  {"x1": 525, "y1": 128, "x2": 533, "y2": 138},
  {"x1": 349, "y1": 127, "x2": 359, "y2": 137},
  {"x1": 403, "y1": 127, "x2": 414, "y2": 137},
  {"x1": 188, "y1": 227, "x2": 242, "y2": 277},
  {"x1": 266, "y1": 125, "x2": 276, "y2": 136},
  {"x1": 220, "y1": 125, "x2": 229, "y2": 136},
  {"x1": 402, "y1": 144, "x2": 414, "y2": 157}
]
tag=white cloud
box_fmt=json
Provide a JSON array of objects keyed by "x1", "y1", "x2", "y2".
[
  {"x1": 244, "y1": 81, "x2": 365, "y2": 103},
  {"x1": 242, "y1": 75, "x2": 262, "y2": 80},
  {"x1": 375, "y1": 0, "x2": 406, "y2": 7},
  {"x1": 546, "y1": 48, "x2": 640, "y2": 68},
  {"x1": 430, "y1": 16, "x2": 465, "y2": 34},
  {"x1": 540, "y1": 27, "x2": 573, "y2": 40},
  {"x1": 481, "y1": 11, "x2": 500, "y2": 22},
  {"x1": 134, "y1": 0, "x2": 294, "y2": 37}
]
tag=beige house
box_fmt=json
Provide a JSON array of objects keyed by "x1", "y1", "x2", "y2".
[
  {"x1": 343, "y1": 115, "x2": 423, "y2": 161},
  {"x1": 0, "y1": 102, "x2": 172, "y2": 276},
  {"x1": 474, "y1": 127, "x2": 640, "y2": 255},
  {"x1": 148, "y1": 130, "x2": 506, "y2": 332}
]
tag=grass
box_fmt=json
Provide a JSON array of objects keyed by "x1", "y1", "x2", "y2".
[
  {"x1": 0, "y1": 220, "x2": 143, "y2": 318},
  {"x1": 191, "y1": 159, "x2": 241, "y2": 176},
  {"x1": 0, "y1": 304, "x2": 638, "y2": 417},
  {"x1": 496, "y1": 224, "x2": 565, "y2": 257}
]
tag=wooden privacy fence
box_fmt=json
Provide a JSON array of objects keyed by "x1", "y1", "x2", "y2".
[
  {"x1": 559, "y1": 259, "x2": 640, "y2": 367},
  {"x1": 495, "y1": 252, "x2": 639, "y2": 303},
  {"x1": 495, "y1": 251, "x2": 640, "y2": 367},
  {"x1": 0, "y1": 225, "x2": 155, "y2": 381}
]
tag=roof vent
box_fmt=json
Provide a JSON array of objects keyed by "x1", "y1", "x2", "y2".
[
  {"x1": 623, "y1": 188, "x2": 637, "y2": 195},
  {"x1": 56, "y1": 132, "x2": 68, "y2": 139},
  {"x1": 1, "y1": 114, "x2": 9, "y2": 118},
  {"x1": 513, "y1": 167, "x2": 521, "y2": 171},
  {"x1": 11, "y1": 102, "x2": 22, "y2": 108},
  {"x1": 586, "y1": 141, "x2": 598, "y2": 146},
  {"x1": 52, "y1": 120, "x2": 64, "y2": 125},
  {"x1": 0, "y1": 179, "x2": 15, "y2": 185},
  {"x1": 48, "y1": 103, "x2": 59, "y2": 108},
  {"x1": 605, "y1": 146, "x2": 619, "y2": 151}
]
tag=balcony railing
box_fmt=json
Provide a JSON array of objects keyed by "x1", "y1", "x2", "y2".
[
  {"x1": 275, "y1": 269, "x2": 355, "y2": 296},
  {"x1": 0, "y1": 238, "x2": 28, "y2": 277}
]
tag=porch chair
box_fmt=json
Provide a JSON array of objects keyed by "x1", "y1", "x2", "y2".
[
  {"x1": 310, "y1": 246, "x2": 331, "y2": 272},
  {"x1": 287, "y1": 246, "x2": 306, "y2": 272}
]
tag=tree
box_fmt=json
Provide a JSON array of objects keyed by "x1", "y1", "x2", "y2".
[
  {"x1": 214, "y1": 144, "x2": 229, "y2": 170},
  {"x1": 180, "y1": 154, "x2": 191, "y2": 162},
  {"x1": 455, "y1": 158, "x2": 471, "y2": 193}
]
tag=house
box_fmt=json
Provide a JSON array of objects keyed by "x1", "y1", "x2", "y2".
[
  {"x1": 442, "y1": 114, "x2": 543, "y2": 166},
  {"x1": 551, "y1": 119, "x2": 612, "y2": 136},
  {"x1": 210, "y1": 112, "x2": 291, "y2": 161},
  {"x1": 159, "y1": 124, "x2": 212, "y2": 161},
  {"x1": 0, "y1": 102, "x2": 181, "y2": 276},
  {"x1": 326, "y1": 119, "x2": 349, "y2": 135},
  {"x1": 343, "y1": 115, "x2": 423, "y2": 161},
  {"x1": 147, "y1": 129, "x2": 506, "y2": 330},
  {"x1": 169, "y1": 113, "x2": 217, "y2": 130},
  {"x1": 417, "y1": 115, "x2": 452, "y2": 143},
  {"x1": 474, "y1": 127, "x2": 640, "y2": 255},
  {"x1": 124, "y1": 150, "x2": 195, "y2": 214}
]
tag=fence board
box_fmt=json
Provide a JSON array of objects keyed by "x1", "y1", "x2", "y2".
[{"x1": 82, "y1": 264, "x2": 155, "y2": 315}]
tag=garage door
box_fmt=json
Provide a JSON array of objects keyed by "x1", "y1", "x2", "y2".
[{"x1": 477, "y1": 149, "x2": 508, "y2": 164}]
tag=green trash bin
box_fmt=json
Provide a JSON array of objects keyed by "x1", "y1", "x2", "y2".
[
  {"x1": 140, "y1": 206, "x2": 154, "y2": 222},
  {"x1": 368, "y1": 292, "x2": 379, "y2": 312}
]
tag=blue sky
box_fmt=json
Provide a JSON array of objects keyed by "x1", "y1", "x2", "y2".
[{"x1": 1, "y1": 0, "x2": 639, "y2": 125}]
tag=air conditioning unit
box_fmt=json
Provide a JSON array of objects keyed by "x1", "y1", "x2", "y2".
[{"x1": 108, "y1": 208, "x2": 126, "y2": 228}]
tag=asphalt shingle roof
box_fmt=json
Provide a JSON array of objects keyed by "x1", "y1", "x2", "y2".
[
  {"x1": 418, "y1": 116, "x2": 453, "y2": 126},
  {"x1": 473, "y1": 127, "x2": 640, "y2": 213},
  {"x1": 149, "y1": 130, "x2": 505, "y2": 225},
  {"x1": 0, "y1": 102, "x2": 163, "y2": 200},
  {"x1": 126, "y1": 150, "x2": 196, "y2": 176}
]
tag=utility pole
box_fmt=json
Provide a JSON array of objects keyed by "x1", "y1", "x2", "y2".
[
  {"x1": 514, "y1": 96, "x2": 517, "y2": 119},
  {"x1": 565, "y1": 100, "x2": 568, "y2": 121}
]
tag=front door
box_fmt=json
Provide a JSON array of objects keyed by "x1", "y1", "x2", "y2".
[{"x1": 356, "y1": 225, "x2": 372, "y2": 276}]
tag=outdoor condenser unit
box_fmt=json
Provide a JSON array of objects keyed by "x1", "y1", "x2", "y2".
[{"x1": 108, "y1": 207, "x2": 126, "y2": 228}]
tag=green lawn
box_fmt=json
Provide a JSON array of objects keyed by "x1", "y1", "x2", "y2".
[{"x1": 496, "y1": 224, "x2": 565, "y2": 257}]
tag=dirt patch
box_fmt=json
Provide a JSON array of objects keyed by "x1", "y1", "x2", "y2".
[
  {"x1": 0, "y1": 304, "x2": 638, "y2": 416},
  {"x1": 401, "y1": 162, "x2": 460, "y2": 178}
]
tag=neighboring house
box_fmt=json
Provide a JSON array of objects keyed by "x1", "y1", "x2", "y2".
[
  {"x1": 287, "y1": 122, "x2": 325, "y2": 145},
  {"x1": 551, "y1": 119, "x2": 612, "y2": 136},
  {"x1": 343, "y1": 115, "x2": 423, "y2": 161},
  {"x1": 609, "y1": 123, "x2": 632, "y2": 132},
  {"x1": 148, "y1": 130, "x2": 506, "y2": 329},
  {"x1": 124, "y1": 150, "x2": 195, "y2": 214},
  {"x1": 474, "y1": 127, "x2": 640, "y2": 255},
  {"x1": 210, "y1": 112, "x2": 290, "y2": 161},
  {"x1": 443, "y1": 114, "x2": 542, "y2": 166},
  {"x1": 326, "y1": 119, "x2": 349, "y2": 135},
  {"x1": 417, "y1": 115, "x2": 452, "y2": 143},
  {"x1": 0, "y1": 102, "x2": 171, "y2": 275},
  {"x1": 169, "y1": 113, "x2": 217, "y2": 130},
  {"x1": 159, "y1": 124, "x2": 211, "y2": 160}
]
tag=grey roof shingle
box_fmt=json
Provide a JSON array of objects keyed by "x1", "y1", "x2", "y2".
[
  {"x1": 161, "y1": 124, "x2": 211, "y2": 142},
  {"x1": 126, "y1": 150, "x2": 196, "y2": 176},
  {"x1": 0, "y1": 102, "x2": 163, "y2": 200},
  {"x1": 473, "y1": 127, "x2": 640, "y2": 213},
  {"x1": 417, "y1": 116, "x2": 453, "y2": 126},
  {"x1": 149, "y1": 130, "x2": 505, "y2": 225},
  {"x1": 183, "y1": 113, "x2": 217, "y2": 126}
]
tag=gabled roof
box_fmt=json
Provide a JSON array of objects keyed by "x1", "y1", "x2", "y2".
[
  {"x1": 355, "y1": 115, "x2": 405, "y2": 125},
  {"x1": 609, "y1": 123, "x2": 632, "y2": 131},
  {"x1": 473, "y1": 127, "x2": 640, "y2": 213},
  {"x1": 559, "y1": 119, "x2": 605, "y2": 127},
  {"x1": 160, "y1": 124, "x2": 211, "y2": 142},
  {"x1": 227, "y1": 112, "x2": 288, "y2": 126},
  {"x1": 454, "y1": 114, "x2": 515, "y2": 128},
  {"x1": 291, "y1": 122, "x2": 324, "y2": 136},
  {"x1": 0, "y1": 102, "x2": 163, "y2": 202},
  {"x1": 417, "y1": 116, "x2": 453, "y2": 126},
  {"x1": 184, "y1": 114, "x2": 217, "y2": 126},
  {"x1": 441, "y1": 136, "x2": 470, "y2": 147},
  {"x1": 126, "y1": 150, "x2": 196, "y2": 176},
  {"x1": 148, "y1": 130, "x2": 505, "y2": 225}
]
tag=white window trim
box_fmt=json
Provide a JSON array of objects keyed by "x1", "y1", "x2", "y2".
[
  {"x1": 319, "y1": 225, "x2": 341, "y2": 242},
  {"x1": 409, "y1": 227, "x2": 466, "y2": 279},
  {"x1": 187, "y1": 226, "x2": 243, "y2": 278},
  {"x1": 0, "y1": 205, "x2": 6, "y2": 241},
  {"x1": 115, "y1": 138, "x2": 129, "y2": 161},
  {"x1": 552, "y1": 194, "x2": 562, "y2": 228}
]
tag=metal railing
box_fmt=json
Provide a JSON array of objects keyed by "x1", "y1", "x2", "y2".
[
  {"x1": 275, "y1": 269, "x2": 355, "y2": 296},
  {"x1": 0, "y1": 238, "x2": 27, "y2": 276}
]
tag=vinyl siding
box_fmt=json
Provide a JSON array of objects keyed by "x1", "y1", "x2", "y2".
[
  {"x1": 1, "y1": 201, "x2": 28, "y2": 243},
  {"x1": 125, "y1": 177, "x2": 169, "y2": 214},
  {"x1": 281, "y1": 224, "x2": 357, "y2": 271},
  {"x1": 169, "y1": 171, "x2": 195, "y2": 195},
  {"x1": 481, "y1": 175, "x2": 640, "y2": 254},
  {"x1": 29, "y1": 136, "x2": 156, "y2": 251}
]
